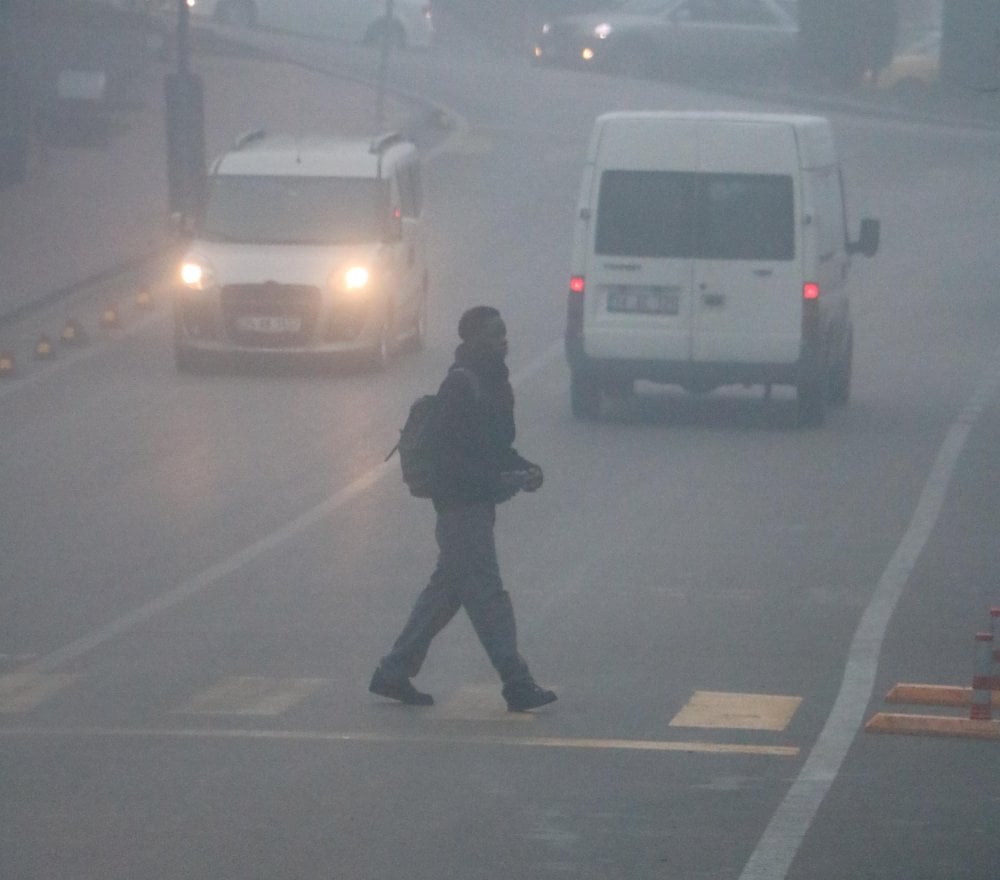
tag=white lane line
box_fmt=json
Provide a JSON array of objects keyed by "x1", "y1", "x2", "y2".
[
  {"x1": 24, "y1": 340, "x2": 563, "y2": 676},
  {"x1": 738, "y1": 346, "x2": 1000, "y2": 880}
]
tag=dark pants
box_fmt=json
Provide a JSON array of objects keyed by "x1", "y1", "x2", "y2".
[{"x1": 380, "y1": 502, "x2": 531, "y2": 687}]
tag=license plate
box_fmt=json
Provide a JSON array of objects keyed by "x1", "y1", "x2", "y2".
[
  {"x1": 606, "y1": 285, "x2": 680, "y2": 315},
  {"x1": 236, "y1": 315, "x2": 302, "y2": 333}
]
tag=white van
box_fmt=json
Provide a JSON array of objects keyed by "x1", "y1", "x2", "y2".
[
  {"x1": 174, "y1": 131, "x2": 428, "y2": 371},
  {"x1": 565, "y1": 111, "x2": 880, "y2": 425}
]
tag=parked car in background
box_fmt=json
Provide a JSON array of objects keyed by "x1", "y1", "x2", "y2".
[
  {"x1": 532, "y1": 0, "x2": 798, "y2": 84},
  {"x1": 185, "y1": 0, "x2": 434, "y2": 49},
  {"x1": 872, "y1": 29, "x2": 939, "y2": 97}
]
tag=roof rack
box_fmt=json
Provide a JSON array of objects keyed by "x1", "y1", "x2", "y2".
[
  {"x1": 369, "y1": 131, "x2": 405, "y2": 155},
  {"x1": 370, "y1": 131, "x2": 409, "y2": 178},
  {"x1": 233, "y1": 128, "x2": 266, "y2": 150}
]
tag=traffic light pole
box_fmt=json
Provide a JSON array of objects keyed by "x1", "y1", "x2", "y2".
[
  {"x1": 374, "y1": 0, "x2": 394, "y2": 132},
  {"x1": 165, "y1": 0, "x2": 206, "y2": 220}
]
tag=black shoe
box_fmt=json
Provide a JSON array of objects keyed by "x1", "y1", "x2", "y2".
[
  {"x1": 369, "y1": 668, "x2": 434, "y2": 706},
  {"x1": 503, "y1": 681, "x2": 557, "y2": 712}
]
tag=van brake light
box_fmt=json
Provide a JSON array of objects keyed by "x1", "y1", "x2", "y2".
[
  {"x1": 570, "y1": 276, "x2": 585, "y2": 294},
  {"x1": 803, "y1": 282, "x2": 820, "y2": 300}
]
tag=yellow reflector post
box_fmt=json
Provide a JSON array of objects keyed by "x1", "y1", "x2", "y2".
[{"x1": 34, "y1": 334, "x2": 55, "y2": 359}]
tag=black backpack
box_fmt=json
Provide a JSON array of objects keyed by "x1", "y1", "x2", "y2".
[{"x1": 388, "y1": 367, "x2": 479, "y2": 498}]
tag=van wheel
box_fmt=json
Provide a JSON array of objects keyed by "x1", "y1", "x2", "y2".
[
  {"x1": 175, "y1": 344, "x2": 207, "y2": 374},
  {"x1": 215, "y1": 0, "x2": 257, "y2": 26},
  {"x1": 571, "y1": 372, "x2": 602, "y2": 420},
  {"x1": 797, "y1": 373, "x2": 827, "y2": 427},
  {"x1": 604, "y1": 378, "x2": 634, "y2": 399},
  {"x1": 828, "y1": 329, "x2": 852, "y2": 406},
  {"x1": 365, "y1": 18, "x2": 406, "y2": 50},
  {"x1": 367, "y1": 315, "x2": 393, "y2": 371},
  {"x1": 412, "y1": 277, "x2": 429, "y2": 351}
]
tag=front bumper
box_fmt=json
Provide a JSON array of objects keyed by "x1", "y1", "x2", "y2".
[{"x1": 173, "y1": 282, "x2": 385, "y2": 356}]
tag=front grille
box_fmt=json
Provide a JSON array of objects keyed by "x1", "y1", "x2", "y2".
[{"x1": 221, "y1": 283, "x2": 321, "y2": 347}]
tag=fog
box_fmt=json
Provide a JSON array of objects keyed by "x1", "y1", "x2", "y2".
[{"x1": 2, "y1": 3, "x2": 999, "y2": 879}]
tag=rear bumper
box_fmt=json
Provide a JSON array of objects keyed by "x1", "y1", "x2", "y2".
[{"x1": 565, "y1": 336, "x2": 810, "y2": 388}]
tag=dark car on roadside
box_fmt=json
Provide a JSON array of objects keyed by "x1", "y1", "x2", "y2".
[{"x1": 532, "y1": 0, "x2": 798, "y2": 84}]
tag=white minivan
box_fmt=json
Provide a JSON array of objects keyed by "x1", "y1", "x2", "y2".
[
  {"x1": 565, "y1": 111, "x2": 880, "y2": 425},
  {"x1": 174, "y1": 131, "x2": 428, "y2": 371}
]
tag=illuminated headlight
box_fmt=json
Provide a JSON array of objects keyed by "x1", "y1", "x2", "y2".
[
  {"x1": 541, "y1": 22, "x2": 551, "y2": 34},
  {"x1": 332, "y1": 265, "x2": 373, "y2": 297},
  {"x1": 594, "y1": 23, "x2": 612, "y2": 39},
  {"x1": 180, "y1": 260, "x2": 214, "y2": 290},
  {"x1": 582, "y1": 47, "x2": 595, "y2": 61}
]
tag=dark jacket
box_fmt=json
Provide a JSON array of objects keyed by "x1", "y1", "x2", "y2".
[{"x1": 431, "y1": 342, "x2": 535, "y2": 509}]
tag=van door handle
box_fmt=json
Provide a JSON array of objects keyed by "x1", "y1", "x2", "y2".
[{"x1": 753, "y1": 268, "x2": 773, "y2": 277}]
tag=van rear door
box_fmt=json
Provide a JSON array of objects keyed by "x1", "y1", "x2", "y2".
[
  {"x1": 690, "y1": 121, "x2": 802, "y2": 365},
  {"x1": 583, "y1": 120, "x2": 699, "y2": 363}
]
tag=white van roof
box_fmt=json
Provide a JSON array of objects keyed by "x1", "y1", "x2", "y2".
[
  {"x1": 590, "y1": 112, "x2": 837, "y2": 172},
  {"x1": 211, "y1": 132, "x2": 415, "y2": 178}
]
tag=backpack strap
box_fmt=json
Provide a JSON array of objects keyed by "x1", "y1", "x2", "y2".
[{"x1": 448, "y1": 365, "x2": 481, "y2": 400}]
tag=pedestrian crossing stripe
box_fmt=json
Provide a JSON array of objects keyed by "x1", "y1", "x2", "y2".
[
  {"x1": 427, "y1": 684, "x2": 535, "y2": 722},
  {"x1": 669, "y1": 691, "x2": 802, "y2": 731},
  {"x1": 173, "y1": 676, "x2": 327, "y2": 716},
  {"x1": 0, "y1": 672, "x2": 78, "y2": 713},
  {"x1": 0, "y1": 672, "x2": 804, "y2": 742}
]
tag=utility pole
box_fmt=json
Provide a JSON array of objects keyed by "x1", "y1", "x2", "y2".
[
  {"x1": 374, "y1": 0, "x2": 394, "y2": 132},
  {"x1": 165, "y1": 0, "x2": 206, "y2": 220}
]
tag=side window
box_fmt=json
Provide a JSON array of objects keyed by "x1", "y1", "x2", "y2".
[
  {"x1": 700, "y1": 173, "x2": 794, "y2": 260},
  {"x1": 596, "y1": 170, "x2": 696, "y2": 258},
  {"x1": 398, "y1": 161, "x2": 422, "y2": 218}
]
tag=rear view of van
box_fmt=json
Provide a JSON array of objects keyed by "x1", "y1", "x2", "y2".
[{"x1": 565, "y1": 111, "x2": 880, "y2": 426}]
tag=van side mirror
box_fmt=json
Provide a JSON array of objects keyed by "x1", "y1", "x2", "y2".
[{"x1": 848, "y1": 217, "x2": 880, "y2": 257}]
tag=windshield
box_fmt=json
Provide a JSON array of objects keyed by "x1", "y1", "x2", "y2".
[{"x1": 201, "y1": 175, "x2": 388, "y2": 245}]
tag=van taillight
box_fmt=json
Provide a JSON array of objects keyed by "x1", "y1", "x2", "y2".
[
  {"x1": 803, "y1": 282, "x2": 820, "y2": 300},
  {"x1": 566, "y1": 277, "x2": 585, "y2": 338}
]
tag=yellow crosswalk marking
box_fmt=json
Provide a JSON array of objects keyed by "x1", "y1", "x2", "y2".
[
  {"x1": 669, "y1": 691, "x2": 802, "y2": 731},
  {"x1": 173, "y1": 676, "x2": 326, "y2": 716},
  {"x1": 431, "y1": 684, "x2": 535, "y2": 722},
  {"x1": 0, "y1": 672, "x2": 78, "y2": 713}
]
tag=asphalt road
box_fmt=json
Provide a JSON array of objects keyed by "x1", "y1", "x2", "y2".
[{"x1": 2, "y1": 24, "x2": 999, "y2": 880}]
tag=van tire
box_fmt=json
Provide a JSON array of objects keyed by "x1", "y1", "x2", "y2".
[
  {"x1": 411, "y1": 275, "x2": 429, "y2": 351},
  {"x1": 175, "y1": 344, "x2": 207, "y2": 374},
  {"x1": 571, "y1": 372, "x2": 602, "y2": 420},
  {"x1": 367, "y1": 320, "x2": 392, "y2": 371},
  {"x1": 796, "y1": 373, "x2": 827, "y2": 427},
  {"x1": 828, "y1": 328, "x2": 852, "y2": 406},
  {"x1": 365, "y1": 18, "x2": 406, "y2": 50},
  {"x1": 215, "y1": 0, "x2": 257, "y2": 26}
]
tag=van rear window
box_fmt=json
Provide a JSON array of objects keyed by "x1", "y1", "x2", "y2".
[{"x1": 595, "y1": 170, "x2": 794, "y2": 260}]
